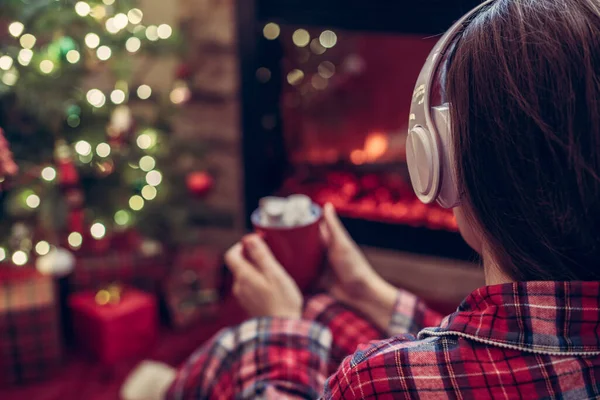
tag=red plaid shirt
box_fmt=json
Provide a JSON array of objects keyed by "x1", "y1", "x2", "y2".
[{"x1": 166, "y1": 282, "x2": 600, "y2": 399}]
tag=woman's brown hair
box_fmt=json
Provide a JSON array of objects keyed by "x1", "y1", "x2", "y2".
[{"x1": 445, "y1": 0, "x2": 600, "y2": 281}]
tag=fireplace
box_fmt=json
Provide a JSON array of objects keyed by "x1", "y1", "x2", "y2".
[{"x1": 236, "y1": 0, "x2": 481, "y2": 260}]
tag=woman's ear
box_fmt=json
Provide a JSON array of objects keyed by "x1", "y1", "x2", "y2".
[{"x1": 453, "y1": 206, "x2": 482, "y2": 254}]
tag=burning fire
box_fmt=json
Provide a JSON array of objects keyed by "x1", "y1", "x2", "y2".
[
  {"x1": 350, "y1": 132, "x2": 389, "y2": 165},
  {"x1": 281, "y1": 169, "x2": 458, "y2": 231}
]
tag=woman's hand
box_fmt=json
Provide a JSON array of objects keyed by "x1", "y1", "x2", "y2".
[
  {"x1": 225, "y1": 234, "x2": 303, "y2": 319},
  {"x1": 320, "y1": 203, "x2": 398, "y2": 331}
]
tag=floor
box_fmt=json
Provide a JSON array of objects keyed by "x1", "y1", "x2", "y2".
[{"x1": 1, "y1": 298, "x2": 246, "y2": 400}]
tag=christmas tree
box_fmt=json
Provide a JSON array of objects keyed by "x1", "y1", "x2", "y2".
[{"x1": 0, "y1": 0, "x2": 215, "y2": 265}]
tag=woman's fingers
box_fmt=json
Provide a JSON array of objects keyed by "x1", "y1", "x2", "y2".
[
  {"x1": 242, "y1": 234, "x2": 284, "y2": 275},
  {"x1": 224, "y1": 243, "x2": 261, "y2": 281},
  {"x1": 323, "y1": 203, "x2": 353, "y2": 247}
]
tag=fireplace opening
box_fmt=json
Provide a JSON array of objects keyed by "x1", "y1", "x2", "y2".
[{"x1": 240, "y1": 11, "x2": 477, "y2": 261}]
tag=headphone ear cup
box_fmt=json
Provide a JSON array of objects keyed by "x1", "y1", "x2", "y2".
[
  {"x1": 432, "y1": 105, "x2": 460, "y2": 208},
  {"x1": 406, "y1": 126, "x2": 442, "y2": 204}
]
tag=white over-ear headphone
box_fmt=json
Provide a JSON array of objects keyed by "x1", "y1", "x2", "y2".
[{"x1": 406, "y1": 0, "x2": 494, "y2": 209}]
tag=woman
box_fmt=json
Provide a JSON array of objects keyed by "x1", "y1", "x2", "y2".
[{"x1": 167, "y1": 0, "x2": 600, "y2": 398}]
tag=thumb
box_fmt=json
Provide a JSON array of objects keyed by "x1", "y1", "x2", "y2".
[{"x1": 323, "y1": 203, "x2": 353, "y2": 247}]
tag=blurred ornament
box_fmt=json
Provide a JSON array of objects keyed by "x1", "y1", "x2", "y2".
[
  {"x1": 175, "y1": 63, "x2": 192, "y2": 80},
  {"x1": 0, "y1": 128, "x2": 18, "y2": 190},
  {"x1": 36, "y1": 247, "x2": 75, "y2": 277},
  {"x1": 57, "y1": 159, "x2": 79, "y2": 187},
  {"x1": 186, "y1": 171, "x2": 214, "y2": 197}
]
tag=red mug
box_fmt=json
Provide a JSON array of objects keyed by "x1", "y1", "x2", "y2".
[{"x1": 251, "y1": 204, "x2": 326, "y2": 292}]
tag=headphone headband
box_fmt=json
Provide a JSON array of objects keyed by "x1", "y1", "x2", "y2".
[{"x1": 407, "y1": 0, "x2": 495, "y2": 208}]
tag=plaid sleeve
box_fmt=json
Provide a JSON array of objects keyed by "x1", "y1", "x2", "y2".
[
  {"x1": 388, "y1": 289, "x2": 444, "y2": 337},
  {"x1": 166, "y1": 317, "x2": 332, "y2": 400}
]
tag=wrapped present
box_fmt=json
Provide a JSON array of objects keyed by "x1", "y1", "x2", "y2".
[
  {"x1": 0, "y1": 268, "x2": 63, "y2": 386},
  {"x1": 163, "y1": 247, "x2": 220, "y2": 329},
  {"x1": 68, "y1": 285, "x2": 157, "y2": 364},
  {"x1": 70, "y1": 231, "x2": 168, "y2": 293}
]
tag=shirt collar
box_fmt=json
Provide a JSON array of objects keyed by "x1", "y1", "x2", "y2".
[{"x1": 419, "y1": 281, "x2": 600, "y2": 355}]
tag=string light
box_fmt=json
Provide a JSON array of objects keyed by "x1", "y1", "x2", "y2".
[
  {"x1": 145, "y1": 170, "x2": 162, "y2": 186},
  {"x1": 141, "y1": 185, "x2": 157, "y2": 200},
  {"x1": 1, "y1": 70, "x2": 18, "y2": 86},
  {"x1": 68, "y1": 232, "x2": 83, "y2": 249},
  {"x1": 75, "y1": 2, "x2": 91, "y2": 17},
  {"x1": 287, "y1": 69, "x2": 304, "y2": 86},
  {"x1": 86, "y1": 89, "x2": 106, "y2": 108},
  {"x1": 66, "y1": 50, "x2": 81, "y2": 64},
  {"x1": 85, "y1": 33, "x2": 100, "y2": 49},
  {"x1": 41, "y1": 166, "x2": 57, "y2": 181},
  {"x1": 111, "y1": 89, "x2": 126, "y2": 104},
  {"x1": 157, "y1": 24, "x2": 172, "y2": 39},
  {"x1": 311, "y1": 75, "x2": 328, "y2": 90},
  {"x1": 170, "y1": 86, "x2": 191, "y2": 104},
  {"x1": 17, "y1": 49, "x2": 33, "y2": 66},
  {"x1": 136, "y1": 130, "x2": 156, "y2": 149},
  {"x1": 114, "y1": 13, "x2": 129, "y2": 30},
  {"x1": 75, "y1": 140, "x2": 92, "y2": 156},
  {"x1": 133, "y1": 25, "x2": 146, "y2": 35},
  {"x1": 114, "y1": 210, "x2": 131, "y2": 226},
  {"x1": 39, "y1": 60, "x2": 55, "y2": 74},
  {"x1": 139, "y1": 156, "x2": 156, "y2": 171},
  {"x1": 90, "y1": 222, "x2": 106, "y2": 239},
  {"x1": 96, "y1": 143, "x2": 111, "y2": 157},
  {"x1": 0, "y1": 56, "x2": 14, "y2": 71},
  {"x1": 126, "y1": 37, "x2": 141, "y2": 53},
  {"x1": 35, "y1": 241, "x2": 50, "y2": 256},
  {"x1": 105, "y1": 18, "x2": 120, "y2": 34},
  {"x1": 67, "y1": 115, "x2": 80, "y2": 128},
  {"x1": 12, "y1": 250, "x2": 28, "y2": 266},
  {"x1": 319, "y1": 30, "x2": 337, "y2": 48},
  {"x1": 318, "y1": 61, "x2": 336, "y2": 79},
  {"x1": 145, "y1": 26, "x2": 159, "y2": 41},
  {"x1": 91, "y1": 5, "x2": 106, "y2": 19},
  {"x1": 137, "y1": 85, "x2": 152, "y2": 99},
  {"x1": 8, "y1": 22, "x2": 25, "y2": 38},
  {"x1": 97, "y1": 45, "x2": 112, "y2": 61},
  {"x1": 26, "y1": 194, "x2": 40, "y2": 208},
  {"x1": 127, "y1": 9, "x2": 143, "y2": 25},
  {"x1": 263, "y1": 23, "x2": 280, "y2": 40},
  {"x1": 310, "y1": 39, "x2": 326, "y2": 55},
  {"x1": 129, "y1": 195, "x2": 144, "y2": 211},
  {"x1": 292, "y1": 29, "x2": 310, "y2": 47},
  {"x1": 0, "y1": 248, "x2": 5, "y2": 261},
  {"x1": 102, "y1": 0, "x2": 115, "y2": 4},
  {"x1": 20, "y1": 34, "x2": 36, "y2": 49}
]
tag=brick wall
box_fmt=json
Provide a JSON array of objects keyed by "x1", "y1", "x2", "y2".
[{"x1": 177, "y1": 0, "x2": 244, "y2": 245}]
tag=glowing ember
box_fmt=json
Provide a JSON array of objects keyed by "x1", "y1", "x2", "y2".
[
  {"x1": 364, "y1": 133, "x2": 389, "y2": 161},
  {"x1": 281, "y1": 170, "x2": 458, "y2": 231}
]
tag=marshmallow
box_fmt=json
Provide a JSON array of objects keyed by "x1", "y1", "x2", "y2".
[{"x1": 258, "y1": 194, "x2": 317, "y2": 227}]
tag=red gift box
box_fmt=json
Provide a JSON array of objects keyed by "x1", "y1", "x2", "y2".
[
  {"x1": 68, "y1": 287, "x2": 157, "y2": 364},
  {"x1": 0, "y1": 268, "x2": 63, "y2": 386},
  {"x1": 163, "y1": 247, "x2": 220, "y2": 330},
  {"x1": 70, "y1": 243, "x2": 168, "y2": 293}
]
